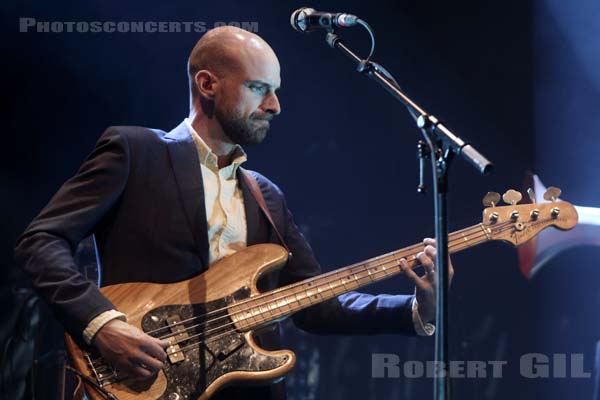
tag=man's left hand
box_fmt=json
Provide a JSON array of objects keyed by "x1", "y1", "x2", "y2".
[{"x1": 399, "y1": 237, "x2": 454, "y2": 323}]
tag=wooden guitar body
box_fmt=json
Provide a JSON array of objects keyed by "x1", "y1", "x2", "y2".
[{"x1": 65, "y1": 243, "x2": 296, "y2": 400}]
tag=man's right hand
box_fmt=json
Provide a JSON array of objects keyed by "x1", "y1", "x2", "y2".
[{"x1": 93, "y1": 319, "x2": 169, "y2": 380}]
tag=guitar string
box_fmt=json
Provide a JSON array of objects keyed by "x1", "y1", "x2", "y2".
[
  {"x1": 141, "y1": 223, "x2": 492, "y2": 343},
  {"x1": 155, "y1": 219, "x2": 527, "y2": 348},
  {"x1": 142, "y1": 221, "x2": 502, "y2": 339},
  {"x1": 168, "y1": 218, "x2": 537, "y2": 358},
  {"x1": 88, "y1": 218, "x2": 521, "y2": 373},
  {"x1": 92, "y1": 233, "x2": 476, "y2": 375},
  {"x1": 92, "y1": 218, "x2": 540, "y2": 377},
  {"x1": 89, "y1": 219, "x2": 526, "y2": 370},
  {"x1": 160, "y1": 224, "x2": 499, "y2": 350},
  {"x1": 126, "y1": 223, "x2": 505, "y2": 371},
  {"x1": 89, "y1": 219, "x2": 517, "y2": 370},
  {"x1": 107, "y1": 211, "x2": 563, "y2": 372}
]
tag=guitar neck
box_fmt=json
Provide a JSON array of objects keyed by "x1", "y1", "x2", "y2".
[{"x1": 235, "y1": 223, "x2": 493, "y2": 330}]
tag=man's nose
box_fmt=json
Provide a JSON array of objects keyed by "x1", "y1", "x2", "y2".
[{"x1": 261, "y1": 92, "x2": 281, "y2": 116}]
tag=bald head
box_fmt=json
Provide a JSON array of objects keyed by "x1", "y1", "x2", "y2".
[
  {"x1": 188, "y1": 26, "x2": 278, "y2": 101},
  {"x1": 186, "y1": 27, "x2": 282, "y2": 149}
]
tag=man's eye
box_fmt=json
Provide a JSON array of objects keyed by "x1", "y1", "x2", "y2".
[{"x1": 249, "y1": 85, "x2": 267, "y2": 95}]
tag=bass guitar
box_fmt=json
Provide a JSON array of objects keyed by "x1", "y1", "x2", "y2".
[{"x1": 65, "y1": 189, "x2": 578, "y2": 399}]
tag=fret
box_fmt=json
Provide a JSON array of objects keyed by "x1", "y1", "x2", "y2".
[
  {"x1": 340, "y1": 275, "x2": 350, "y2": 291},
  {"x1": 230, "y1": 298, "x2": 259, "y2": 329},
  {"x1": 252, "y1": 297, "x2": 270, "y2": 324},
  {"x1": 248, "y1": 301, "x2": 263, "y2": 325},
  {"x1": 384, "y1": 262, "x2": 397, "y2": 275},
  {"x1": 266, "y1": 296, "x2": 279, "y2": 314},
  {"x1": 295, "y1": 291, "x2": 308, "y2": 307},
  {"x1": 342, "y1": 273, "x2": 360, "y2": 290},
  {"x1": 292, "y1": 291, "x2": 303, "y2": 308},
  {"x1": 306, "y1": 286, "x2": 323, "y2": 303},
  {"x1": 255, "y1": 302, "x2": 268, "y2": 319},
  {"x1": 284, "y1": 294, "x2": 297, "y2": 311},
  {"x1": 276, "y1": 294, "x2": 291, "y2": 311},
  {"x1": 326, "y1": 280, "x2": 338, "y2": 297},
  {"x1": 334, "y1": 275, "x2": 350, "y2": 294},
  {"x1": 368, "y1": 265, "x2": 387, "y2": 282},
  {"x1": 316, "y1": 284, "x2": 326, "y2": 300},
  {"x1": 296, "y1": 291, "x2": 313, "y2": 307},
  {"x1": 352, "y1": 271, "x2": 360, "y2": 287},
  {"x1": 354, "y1": 270, "x2": 372, "y2": 285},
  {"x1": 303, "y1": 281, "x2": 316, "y2": 299},
  {"x1": 304, "y1": 290, "x2": 316, "y2": 305},
  {"x1": 246, "y1": 307, "x2": 259, "y2": 325},
  {"x1": 380, "y1": 263, "x2": 394, "y2": 277},
  {"x1": 362, "y1": 265, "x2": 378, "y2": 281},
  {"x1": 366, "y1": 266, "x2": 374, "y2": 278}
]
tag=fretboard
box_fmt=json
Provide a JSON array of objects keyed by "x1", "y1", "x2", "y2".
[{"x1": 229, "y1": 223, "x2": 493, "y2": 330}]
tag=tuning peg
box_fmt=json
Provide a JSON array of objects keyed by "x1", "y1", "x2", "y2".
[
  {"x1": 543, "y1": 186, "x2": 562, "y2": 202},
  {"x1": 502, "y1": 189, "x2": 522, "y2": 205},
  {"x1": 482, "y1": 192, "x2": 501, "y2": 207},
  {"x1": 526, "y1": 188, "x2": 536, "y2": 203}
]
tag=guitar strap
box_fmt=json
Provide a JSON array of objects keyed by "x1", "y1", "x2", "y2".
[{"x1": 239, "y1": 168, "x2": 291, "y2": 257}]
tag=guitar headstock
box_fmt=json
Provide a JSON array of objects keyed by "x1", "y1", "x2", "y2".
[{"x1": 481, "y1": 187, "x2": 578, "y2": 246}]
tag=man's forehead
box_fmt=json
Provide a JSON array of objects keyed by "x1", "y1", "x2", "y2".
[{"x1": 238, "y1": 53, "x2": 281, "y2": 88}]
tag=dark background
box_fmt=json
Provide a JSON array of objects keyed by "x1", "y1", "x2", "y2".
[{"x1": 2, "y1": 0, "x2": 599, "y2": 399}]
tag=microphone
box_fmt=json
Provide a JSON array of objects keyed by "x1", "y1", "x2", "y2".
[{"x1": 290, "y1": 7, "x2": 359, "y2": 33}]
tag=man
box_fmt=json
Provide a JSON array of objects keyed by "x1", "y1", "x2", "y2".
[{"x1": 15, "y1": 27, "x2": 452, "y2": 398}]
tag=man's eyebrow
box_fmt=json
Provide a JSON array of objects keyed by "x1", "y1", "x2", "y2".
[{"x1": 245, "y1": 80, "x2": 280, "y2": 91}]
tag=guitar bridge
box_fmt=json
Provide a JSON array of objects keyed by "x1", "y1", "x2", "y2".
[
  {"x1": 165, "y1": 315, "x2": 188, "y2": 364},
  {"x1": 83, "y1": 350, "x2": 117, "y2": 387}
]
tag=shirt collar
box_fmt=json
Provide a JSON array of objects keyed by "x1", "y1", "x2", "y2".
[{"x1": 184, "y1": 118, "x2": 247, "y2": 179}]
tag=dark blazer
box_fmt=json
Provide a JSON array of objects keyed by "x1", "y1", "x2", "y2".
[{"x1": 14, "y1": 121, "x2": 416, "y2": 396}]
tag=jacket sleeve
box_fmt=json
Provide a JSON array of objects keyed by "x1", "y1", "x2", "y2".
[
  {"x1": 256, "y1": 173, "x2": 417, "y2": 336},
  {"x1": 14, "y1": 127, "x2": 130, "y2": 341}
]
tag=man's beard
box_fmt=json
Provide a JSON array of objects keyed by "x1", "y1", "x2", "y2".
[{"x1": 215, "y1": 107, "x2": 270, "y2": 146}]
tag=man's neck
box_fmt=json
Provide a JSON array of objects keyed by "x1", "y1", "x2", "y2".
[{"x1": 188, "y1": 111, "x2": 238, "y2": 169}]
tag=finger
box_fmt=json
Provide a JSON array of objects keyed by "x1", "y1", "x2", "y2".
[
  {"x1": 134, "y1": 353, "x2": 165, "y2": 372},
  {"x1": 152, "y1": 335, "x2": 171, "y2": 349},
  {"x1": 399, "y1": 259, "x2": 429, "y2": 291},
  {"x1": 424, "y1": 245, "x2": 437, "y2": 260},
  {"x1": 142, "y1": 339, "x2": 168, "y2": 362},
  {"x1": 423, "y1": 237, "x2": 436, "y2": 246},
  {"x1": 417, "y1": 251, "x2": 435, "y2": 274},
  {"x1": 112, "y1": 361, "x2": 152, "y2": 380},
  {"x1": 423, "y1": 242, "x2": 454, "y2": 283},
  {"x1": 130, "y1": 365, "x2": 155, "y2": 380}
]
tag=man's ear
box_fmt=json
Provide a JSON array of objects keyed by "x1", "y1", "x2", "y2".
[{"x1": 195, "y1": 70, "x2": 218, "y2": 100}]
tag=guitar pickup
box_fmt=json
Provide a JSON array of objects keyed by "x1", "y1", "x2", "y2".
[
  {"x1": 216, "y1": 336, "x2": 244, "y2": 361},
  {"x1": 165, "y1": 316, "x2": 188, "y2": 364}
]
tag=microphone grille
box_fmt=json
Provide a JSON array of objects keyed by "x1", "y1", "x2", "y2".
[{"x1": 290, "y1": 7, "x2": 315, "y2": 32}]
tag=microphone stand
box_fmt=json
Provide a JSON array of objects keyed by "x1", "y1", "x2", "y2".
[{"x1": 322, "y1": 31, "x2": 493, "y2": 400}]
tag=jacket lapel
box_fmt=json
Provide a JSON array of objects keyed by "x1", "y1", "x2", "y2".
[{"x1": 164, "y1": 121, "x2": 210, "y2": 267}]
